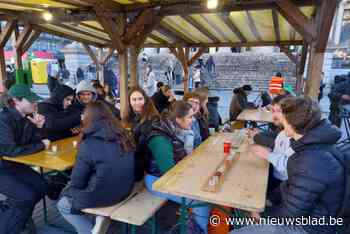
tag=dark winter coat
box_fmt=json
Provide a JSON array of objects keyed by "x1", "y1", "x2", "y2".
[
  {"x1": 207, "y1": 96, "x2": 222, "y2": 130},
  {"x1": 62, "y1": 119, "x2": 135, "y2": 212},
  {"x1": 38, "y1": 85, "x2": 81, "y2": 141},
  {"x1": 229, "y1": 88, "x2": 255, "y2": 121},
  {"x1": 146, "y1": 118, "x2": 187, "y2": 176},
  {"x1": 0, "y1": 108, "x2": 44, "y2": 167},
  {"x1": 152, "y1": 91, "x2": 171, "y2": 114},
  {"x1": 265, "y1": 120, "x2": 345, "y2": 234}
]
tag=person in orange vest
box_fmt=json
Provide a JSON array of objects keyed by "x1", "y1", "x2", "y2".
[{"x1": 269, "y1": 72, "x2": 284, "y2": 96}]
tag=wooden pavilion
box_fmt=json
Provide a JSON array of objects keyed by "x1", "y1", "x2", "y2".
[{"x1": 0, "y1": 0, "x2": 338, "y2": 118}]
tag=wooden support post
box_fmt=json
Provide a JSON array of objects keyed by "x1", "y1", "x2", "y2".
[
  {"x1": 0, "y1": 46, "x2": 5, "y2": 93},
  {"x1": 13, "y1": 24, "x2": 23, "y2": 70},
  {"x1": 305, "y1": 44, "x2": 324, "y2": 98},
  {"x1": 119, "y1": 51, "x2": 129, "y2": 120},
  {"x1": 130, "y1": 46, "x2": 139, "y2": 88},
  {"x1": 22, "y1": 30, "x2": 41, "y2": 54}
]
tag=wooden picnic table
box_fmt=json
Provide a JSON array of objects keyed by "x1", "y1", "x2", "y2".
[
  {"x1": 237, "y1": 108, "x2": 273, "y2": 123},
  {"x1": 2, "y1": 136, "x2": 79, "y2": 171},
  {"x1": 153, "y1": 132, "x2": 269, "y2": 212}
]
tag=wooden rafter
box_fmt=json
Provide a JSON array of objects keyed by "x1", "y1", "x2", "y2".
[
  {"x1": 0, "y1": 20, "x2": 15, "y2": 47},
  {"x1": 272, "y1": 9, "x2": 280, "y2": 42},
  {"x1": 246, "y1": 11, "x2": 262, "y2": 41},
  {"x1": 220, "y1": 14, "x2": 247, "y2": 43},
  {"x1": 181, "y1": 15, "x2": 220, "y2": 43},
  {"x1": 160, "y1": 22, "x2": 196, "y2": 44},
  {"x1": 156, "y1": 25, "x2": 187, "y2": 43},
  {"x1": 275, "y1": 0, "x2": 317, "y2": 43},
  {"x1": 148, "y1": 34, "x2": 168, "y2": 44},
  {"x1": 80, "y1": 22, "x2": 105, "y2": 33},
  {"x1": 54, "y1": 22, "x2": 111, "y2": 43},
  {"x1": 32, "y1": 24, "x2": 105, "y2": 47},
  {"x1": 82, "y1": 43, "x2": 98, "y2": 65},
  {"x1": 201, "y1": 15, "x2": 232, "y2": 42},
  {"x1": 94, "y1": 5, "x2": 124, "y2": 53},
  {"x1": 22, "y1": 30, "x2": 41, "y2": 53},
  {"x1": 15, "y1": 25, "x2": 33, "y2": 50},
  {"x1": 188, "y1": 47, "x2": 206, "y2": 66},
  {"x1": 144, "y1": 40, "x2": 304, "y2": 48}
]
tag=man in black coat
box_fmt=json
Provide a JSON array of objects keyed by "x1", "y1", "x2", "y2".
[
  {"x1": 38, "y1": 85, "x2": 81, "y2": 141},
  {"x1": 0, "y1": 84, "x2": 50, "y2": 234}
]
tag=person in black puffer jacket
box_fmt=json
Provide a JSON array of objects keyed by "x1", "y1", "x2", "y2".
[
  {"x1": 57, "y1": 101, "x2": 135, "y2": 234},
  {"x1": 207, "y1": 95, "x2": 222, "y2": 130},
  {"x1": 38, "y1": 85, "x2": 81, "y2": 141},
  {"x1": 233, "y1": 97, "x2": 345, "y2": 234},
  {"x1": 125, "y1": 87, "x2": 160, "y2": 181}
]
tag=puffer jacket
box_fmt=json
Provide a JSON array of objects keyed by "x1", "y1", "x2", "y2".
[
  {"x1": 38, "y1": 85, "x2": 81, "y2": 141},
  {"x1": 265, "y1": 120, "x2": 345, "y2": 234},
  {"x1": 146, "y1": 118, "x2": 187, "y2": 176},
  {"x1": 61, "y1": 119, "x2": 135, "y2": 212}
]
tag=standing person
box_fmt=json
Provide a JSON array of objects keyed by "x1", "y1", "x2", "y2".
[
  {"x1": 142, "y1": 65, "x2": 157, "y2": 97},
  {"x1": 269, "y1": 72, "x2": 284, "y2": 96},
  {"x1": 0, "y1": 84, "x2": 50, "y2": 234},
  {"x1": 233, "y1": 97, "x2": 345, "y2": 234},
  {"x1": 229, "y1": 85, "x2": 255, "y2": 121},
  {"x1": 152, "y1": 85, "x2": 176, "y2": 114},
  {"x1": 125, "y1": 87, "x2": 160, "y2": 181},
  {"x1": 193, "y1": 67, "x2": 201, "y2": 88},
  {"x1": 57, "y1": 101, "x2": 135, "y2": 234},
  {"x1": 76, "y1": 67, "x2": 84, "y2": 84},
  {"x1": 38, "y1": 85, "x2": 81, "y2": 141}
]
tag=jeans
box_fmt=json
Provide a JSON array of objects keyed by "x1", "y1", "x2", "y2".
[
  {"x1": 231, "y1": 224, "x2": 308, "y2": 234},
  {"x1": 57, "y1": 197, "x2": 94, "y2": 234},
  {"x1": 145, "y1": 174, "x2": 210, "y2": 233},
  {"x1": 0, "y1": 163, "x2": 47, "y2": 234}
]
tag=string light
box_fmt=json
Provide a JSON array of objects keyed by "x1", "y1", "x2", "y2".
[
  {"x1": 207, "y1": 0, "x2": 218, "y2": 9},
  {"x1": 43, "y1": 12, "x2": 53, "y2": 21}
]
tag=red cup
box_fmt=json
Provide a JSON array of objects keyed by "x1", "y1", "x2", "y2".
[{"x1": 224, "y1": 141, "x2": 231, "y2": 155}]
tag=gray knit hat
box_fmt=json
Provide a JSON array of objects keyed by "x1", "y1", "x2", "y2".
[{"x1": 76, "y1": 80, "x2": 97, "y2": 102}]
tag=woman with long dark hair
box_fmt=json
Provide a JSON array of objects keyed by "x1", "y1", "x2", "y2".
[
  {"x1": 57, "y1": 101, "x2": 135, "y2": 234},
  {"x1": 125, "y1": 87, "x2": 160, "y2": 181}
]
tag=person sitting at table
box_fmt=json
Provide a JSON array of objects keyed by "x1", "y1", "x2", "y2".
[
  {"x1": 183, "y1": 92, "x2": 206, "y2": 148},
  {"x1": 145, "y1": 101, "x2": 209, "y2": 233},
  {"x1": 57, "y1": 101, "x2": 135, "y2": 234},
  {"x1": 125, "y1": 87, "x2": 160, "y2": 181},
  {"x1": 233, "y1": 97, "x2": 345, "y2": 234},
  {"x1": 38, "y1": 85, "x2": 81, "y2": 141},
  {"x1": 152, "y1": 84, "x2": 176, "y2": 114},
  {"x1": 194, "y1": 88, "x2": 210, "y2": 141},
  {"x1": 70, "y1": 80, "x2": 98, "y2": 114},
  {"x1": 229, "y1": 85, "x2": 255, "y2": 122},
  {"x1": 0, "y1": 84, "x2": 50, "y2": 234}
]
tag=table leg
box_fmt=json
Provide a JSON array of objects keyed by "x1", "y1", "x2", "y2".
[
  {"x1": 179, "y1": 197, "x2": 188, "y2": 234},
  {"x1": 39, "y1": 168, "x2": 48, "y2": 224}
]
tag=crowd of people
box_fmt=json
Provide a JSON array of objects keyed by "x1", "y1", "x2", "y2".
[{"x1": 0, "y1": 70, "x2": 348, "y2": 234}]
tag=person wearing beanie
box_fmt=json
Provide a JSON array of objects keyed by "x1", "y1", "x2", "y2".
[
  {"x1": 229, "y1": 85, "x2": 255, "y2": 121},
  {"x1": 38, "y1": 85, "x2": 81, "y2": 141},
  {"x1": 70, "y1": 80, "x2": 98, "y2": 113}
]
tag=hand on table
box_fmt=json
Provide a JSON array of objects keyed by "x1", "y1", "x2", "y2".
[
  {"x1": 42, "y1": 139, "x2": 51, "y2": 150},
  {"x1": 248, "y1": 144, "x2": 270, "y2": 160},
  {"x1": 27, "y1": 113, "x2": 45, "y2": 129}
]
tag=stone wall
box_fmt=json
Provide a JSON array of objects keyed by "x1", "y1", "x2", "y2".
[{"x1": 144, "y1": 52, "x2": 297, "y2": 91}]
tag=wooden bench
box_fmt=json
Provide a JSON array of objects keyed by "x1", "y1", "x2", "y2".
[{"x1": 83, "y1": 183, "x2": 167, "y2": 234}]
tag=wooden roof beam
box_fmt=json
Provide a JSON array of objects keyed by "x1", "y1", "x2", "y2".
[
  {"x1": 15, "y1": 25, "x2": 32, "y2": 50},
  {"x1": 156, "y1": 25, "x2": 187, "y2": 44},
  {"x1": 144, "y1": 40, "x2": 304, "y2": 48},
  {"x1": 32, "y1": 24, "x2": 105, "y2": 48},
  {"x1": 94, "y1": 5, "x2": 125, "y2": 53},
  {"x1": 246, "y1": 11, "x2": 263, "y2": 42},
  {"x1": 181, "y1": 15, "x2": 220, "y2": 43},
  {"x1": 82, "y1": 43, "x2": 99, "y2": 65},
  {"x1": 272, "y1": 9, "x2": 281, "y2": 42},
  {"x1": 220, "y1": 14, "x2": 247, "y2": 43},
  {"x1": 0, "y1": 19, "x2": 16, "y2": 47},
  {"x1": 148, "y1": 34, "x2": 168, "y2": 44},
  {"x1": 275, "y1": 0, "x2": 317, "y2": 43},
  {"x1": 22, "y1": 29, "x2": 41, "y2": 53},
  {"x1": 188, "y1": 47, "x2": 206, "y2": 66}
]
